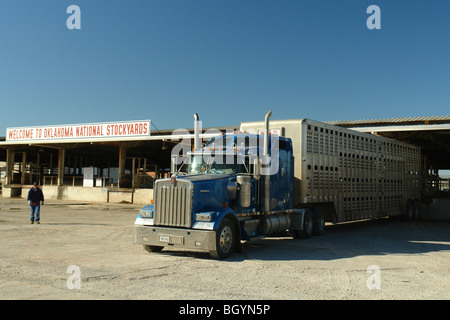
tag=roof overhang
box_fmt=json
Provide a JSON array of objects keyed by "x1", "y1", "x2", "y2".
[
  {"x1": 0, "y1": 133, "x2": 218, "y2": 146},
  {"x1": 347, "y1": 123, "x2": 450, "y2": 133}
]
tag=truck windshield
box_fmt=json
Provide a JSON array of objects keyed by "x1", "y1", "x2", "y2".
[{"x1": 187, "y1": 154, "x2": 248, "y2": 175}]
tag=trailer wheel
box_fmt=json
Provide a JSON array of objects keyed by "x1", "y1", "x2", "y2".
[
  {"x1": 289, "y1": 208, "x2": 313, "y2": 239},
  {"x1": 210, "y1": 218, "x2": 235, "y2": 260},
  {"x1": 143, "y1": 245, "x2": 163, "y2": 253},
  {"x1": 312, "y1": 207, "x2": 325, "y2": 235}
]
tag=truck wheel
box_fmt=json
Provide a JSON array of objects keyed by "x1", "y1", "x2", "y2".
[
  {"x1": 312, "y1": 207, "x2": 325, "y2": 235},
  {"x1": 289, "y1": 208, "x2": 313, "y2": 239},
  {"x1": 143, "y1": 245, "x2": 163, "y2": 253},
  {"x1": 210, "y1": 218, "x2": 235, "y2": 260}
]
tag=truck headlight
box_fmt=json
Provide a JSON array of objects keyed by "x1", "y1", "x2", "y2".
[
  {"x1": 195, "y1": 212, "x2": 214, "y2": 222},
  {"x1": 139, "y1": 210, "x2": 153, "y2": 218}
]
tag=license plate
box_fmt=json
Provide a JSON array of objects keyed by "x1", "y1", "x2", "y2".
[{"x1": 159, "y1": 235, "x2": 170, "y2": 243}]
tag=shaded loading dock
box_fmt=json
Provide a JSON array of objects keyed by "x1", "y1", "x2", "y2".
[
  {"x1": 1, "y1": 137, "x2": 173, "y2": 203},
  {"x1": 3, "y1": 139, "x2": 174, "y2": 188}
]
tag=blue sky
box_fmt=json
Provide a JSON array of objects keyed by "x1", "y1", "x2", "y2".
[{"x1": 1, "y1": 0, "x2": 449, "y2": 134}]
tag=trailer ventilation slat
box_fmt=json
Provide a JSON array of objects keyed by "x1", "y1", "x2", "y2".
[{"x1": 154, "y1": 180, "x2": 193, "y2": 228}]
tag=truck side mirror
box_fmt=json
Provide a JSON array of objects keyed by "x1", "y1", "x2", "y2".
[{"x1": 253, "y1": 157, "x2": 261, "y2": 180}]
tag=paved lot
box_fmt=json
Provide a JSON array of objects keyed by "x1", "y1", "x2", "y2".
[{"x1": 0, "y1": 197, "x2": 449, "y2": 300}]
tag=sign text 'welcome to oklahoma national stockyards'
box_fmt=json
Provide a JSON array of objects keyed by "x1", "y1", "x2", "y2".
[{"x1": 6, "y1": 120, "x2": 151, "y2": 143}]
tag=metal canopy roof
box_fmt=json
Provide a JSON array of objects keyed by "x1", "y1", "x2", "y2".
[{"x1": 325, "y1": 115, "x2": 450, "y2": 127}]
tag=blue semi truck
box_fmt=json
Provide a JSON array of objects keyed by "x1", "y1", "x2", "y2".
[{"x1": 133, "y1": 111, "x2": 422, "y2": 259}]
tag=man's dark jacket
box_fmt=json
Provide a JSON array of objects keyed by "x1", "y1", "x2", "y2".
[{"x1": 28, "y1": 188, "x2": 44, "y2": 204}]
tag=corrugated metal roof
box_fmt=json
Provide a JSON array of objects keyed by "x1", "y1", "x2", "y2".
[{"x1": 324, "y1": 115, "x2": 450, "y2": 126}]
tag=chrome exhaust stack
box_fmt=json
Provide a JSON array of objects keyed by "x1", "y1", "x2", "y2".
[
  {"x1": 263, "y1": 110, "x2": 272, "y2": 157},
  {"x1": 262, "y1": 110, "x2": 272, "y2": 213},
  {"x1": 194, "y1": 113, "x2": 201, "y2": 151}
]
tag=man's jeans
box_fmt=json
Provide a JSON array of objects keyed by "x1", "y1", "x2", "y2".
[{"x1": 30, "y1": 204, "x2": 40, "y2": 222}]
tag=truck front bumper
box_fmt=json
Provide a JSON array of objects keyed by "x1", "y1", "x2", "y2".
[{"x1": 133, "y1": 225, "x2": 217, "y2": 252}]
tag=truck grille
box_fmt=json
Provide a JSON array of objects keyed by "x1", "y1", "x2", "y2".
[{"x1": 154, "y1": 179, "x2": 193, "y2": 228}]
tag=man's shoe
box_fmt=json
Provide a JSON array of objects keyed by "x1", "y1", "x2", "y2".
[
  {"x1": 30, "y1": 221, "x2": 34, "y2": 224},
  {"x1": 36, "y1": 221, "x2": 40, "y2": 224}
]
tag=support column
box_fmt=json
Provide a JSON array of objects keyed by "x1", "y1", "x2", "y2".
[
  {"x1": 37, "y1": 152, "x2": 42, "y2": 185},
  {"x1": 57, "y1": 148, "x2": 65, "y2": 186},
  {"x1": 21, "y1": 151, "x2": 26, "y2": 185},
  {"x1": 5, "y1": 149, "x2": 13, "y2": 185},
  {"x1": 118, "y1": 144, "x2": 127, "y2": 188}
]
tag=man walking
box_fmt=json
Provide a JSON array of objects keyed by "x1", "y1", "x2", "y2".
[{"x1": 28, "y1": 182, "x2": 44, "y2": 224}]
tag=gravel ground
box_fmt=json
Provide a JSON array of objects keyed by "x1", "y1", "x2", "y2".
[{"x1": 0, "y1": 197, "x2": 449, "y2": 300}]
